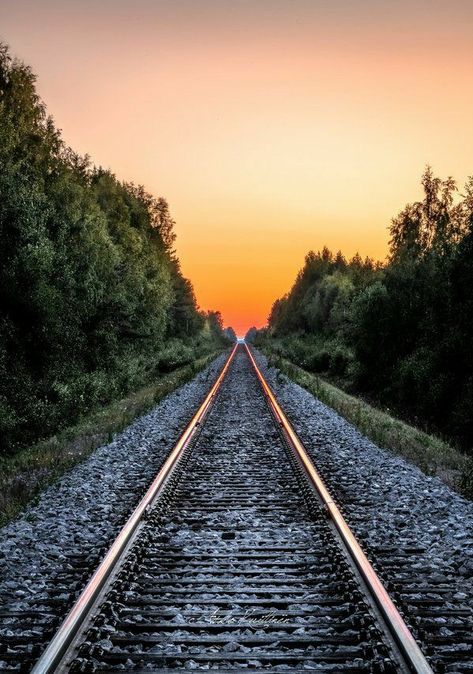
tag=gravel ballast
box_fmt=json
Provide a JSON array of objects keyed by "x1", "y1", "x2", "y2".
[{"x1": 1, "y1": 345, "x2": 472, "y2": 671}]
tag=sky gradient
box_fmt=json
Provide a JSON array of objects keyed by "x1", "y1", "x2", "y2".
[{"x1": 1, "y1": 0, "x2": 473, "y2": 334}]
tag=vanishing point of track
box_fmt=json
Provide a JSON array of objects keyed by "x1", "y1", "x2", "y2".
[{"x1": 24, "y1": 345, "x2": 439, "y2": 672}]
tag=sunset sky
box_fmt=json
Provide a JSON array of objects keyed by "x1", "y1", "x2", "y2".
[{"x1": 1, "y1": 1, "x2": 472, "y2": 335}]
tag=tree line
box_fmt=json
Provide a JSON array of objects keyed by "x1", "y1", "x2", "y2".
[
  {"x1": 251, "y1": 167, "x2": 473, "y2": 453},
  {"x1": 0, "y1": 44, "x2": 233, "y2": 456}
]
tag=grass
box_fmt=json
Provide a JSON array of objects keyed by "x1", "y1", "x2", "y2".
[
  {"x1": 263, "y1": 348, "x2": 473, "y2": 498},
  {"x1": 0, "y1": 351, "x2": 222, "y2": 526}
]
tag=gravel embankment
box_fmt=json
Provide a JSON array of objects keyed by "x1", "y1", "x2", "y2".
[
  {"x1": 1, "y1": 346, "x2": 472, "y2": 671},
  {"x1": 253, "y1": 349, "x2": 473, "y2": 667},
  {"x1": 0, "y1": 353, "x2": 228, "y2": 657}
]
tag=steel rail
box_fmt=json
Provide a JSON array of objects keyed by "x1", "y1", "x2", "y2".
[
  {"x1": 244, "y1": 343, "x2": 434, "y2": 674},
  {"x1": 31, "y1": 344, "x2": 238, "y2": 674}
]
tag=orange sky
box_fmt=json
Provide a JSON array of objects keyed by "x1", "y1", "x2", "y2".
[{"x1": 1, "y1": 1, "x2": 473, "y2": 335}]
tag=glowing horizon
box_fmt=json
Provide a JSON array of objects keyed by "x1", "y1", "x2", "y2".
[{"x1": 1, "y1": 0, "x2": 473, "y2": 335}]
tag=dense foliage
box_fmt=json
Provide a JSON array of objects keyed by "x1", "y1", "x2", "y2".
[
  {"x1": 0, "y1": 45, "x2": 232, "y2": 455},
  {"x1": 256, "y1": 167, "x2": 473, "y2": 452}
]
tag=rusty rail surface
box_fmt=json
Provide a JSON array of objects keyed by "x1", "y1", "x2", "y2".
[
  {"x1": 31, "y1": 344, "x2": 238, "y2": 674},
  {"x1": 244, "y1": 342, "x2": 433, "y2": 674}
]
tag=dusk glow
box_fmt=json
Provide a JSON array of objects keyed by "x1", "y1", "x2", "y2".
[{"x1": 2, "y1": 0, "x2": 473, "y2": 334}]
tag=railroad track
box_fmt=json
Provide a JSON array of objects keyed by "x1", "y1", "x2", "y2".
[{"x1": 1, "y1": 344, "x2": 469, "y2": 672}]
